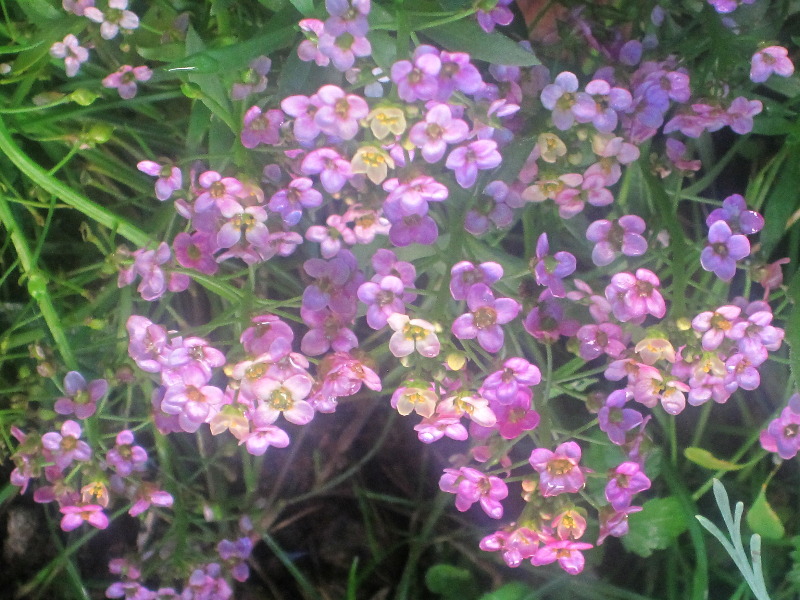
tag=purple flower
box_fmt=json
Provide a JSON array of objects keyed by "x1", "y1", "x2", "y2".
[
  {"x1": 105, "y1": 430, "x2": 148, "y2": 477},
  {"x1": 480, "y1": 357, "x2": 541, "y2": 404},
  {"x1": 598, "y1": 390, "x2": 643, "y2": 445},
  {"x1": 572, "y1": 79, "x2": 632, "y2": 133},
  {"x1": 450, "y1": 260, "x2": 503, "y2": 301},
  {"x1": 700, "y1": 220, "x2": 750, "y2": 281},
  {"x1": 540, "y1": 71, "x2": 579, "y2": 130},
  {"x1": 751, "y1": 46, "x2": 794, "y2": 83},
  {"x1": 451, "y1": 283, "x2": 520, "y2": 353},
  {"x1": 706, "y1": 194, "x2": 764, "y2": 235},
  {"x1": 585, "y1": 216, "x2": 648, "y2": 267},
  {"x1": 532, "y1": 233, "x2": 576, "y2": 298},
  {"x1": 84, "y1": 0, "x2": 139, "y2": 39},
  {"x1": 446, "y1": 140, "x2": 502, "y2": 189},
  {"x1": 54, "y1": 371, "x2": 108, "y2": 419},
  {"x1": 269, "y1": 177, "x2": 322, "y2": 226},
  {"x1": 436, "y1": 51, "x2": 484, "y2": 100},
  {"x1": 605, "y1": 462, "x2": 651, "y2": 510},
  {"x1": 231, "y1": 55, "x2": 272, "y2": 100},
  {"x1": 476, "y1": 0, "x2": 513, "y2": 33},
  {"x1": 391, "y1": 46, "x2": 441, "y2": 102},
  {"x1": 357, "y1": 275, "x2": 405, "y2": 329}
]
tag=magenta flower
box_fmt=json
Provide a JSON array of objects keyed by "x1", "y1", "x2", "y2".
[
  {"x1": 173, "y1": 231, "x2": 218, "y2": 275},
  {"x1": 605, "y1": 268, "x2": 666, "y2": 323},
  {"x1": 480, "y1": 526, "x2": 540, "y2": 568},
  {"x1": 102, "y1": 65, "x2": 151, "y2": 100},
  {"x1": 726, "y1": 97, "x2": 762, "y2": 135},
  {"x1": 318, "y1": 29, "x2": 371, "y2": 71},
  {"x1": 306, "y1": 214, "x2": 356, "y2": 258},
  {"x1": 691, "y1": 305, "x2": 741, "y2": 351},
  {"x1": 598, "y1": 505, "x2": 642, "y2": 545},
  {"x1": 531, "y1": 538, "x2": 593, "y2": 574},
  {"x1": 491, "y1": 391, "x2": 540, "y2": 439},
  {"x1": 301, "y1": 307, "x2": 358, "y2": 356},
  {"x1": 446, "y1": 140, "x2": 502, "y2": 188},
  {"x1": 414, "y1": 414, "x2": 468, "y2": 444},
  {"x1": 49, "y1": 34, "x2": 89, "y2": 77},
  {"x1": 529, "y1": 441, "x2": 586, "y2": 497},
  {"x1": 194, "y1": 170, "x2": 243, "y2": 214},
  {"x1": 60, "y1": 504, "x2": 109, "y2": 531},
  {"x1": 751, "y1": 46, "x2": 794, "y2": 83},
  {"x1": 701, "y1": 220, "x2": 750, "y2": 281},
  {"x1": 241, "y1": 314, "x2": 295, "y2": 358},
  {"x1": 129, "y1": 482, "x2": 174, "y2": 517},
  {"x1": 241, "y1": 106, "x2": 283, "y2": 148},
  {"x1": 137, "y1": 160, "x2": 182, "y2": 201},
  {"x1": 452, "y1": 283, "x2": 520, "y2": 353},
  {"x1": 436, "y1": 51, "x2": 484, "y2": 99},
  {"x1": 481, "y1": 357, "x2": 542, "y2": 405},
  {"x1": 54, "y1": 371, "x2": 108, "y2": 419},
  {"x1": 761, "y1": 394, "x2": 800, "y2": 459},
  {"x1": 605, "y1": 462, "x2": 651, "y2": 510},
  {"x1": 576, "y1": 323, "x2": 626, "y2": 361},
  {"x1": 439, "y1": 467, "x2": 508, "y2": 519}
]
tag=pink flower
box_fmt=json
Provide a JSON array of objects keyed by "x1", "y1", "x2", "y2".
[
  {"x1": 408, "y1": 103, "x2": 469, "y2": 163},
  {"x1": 49, "y1": 34, "x2": 89, "y2": 77},
  {"x1": 439, "y1": 467, "x2": 508, "y2": 519},
  {"x1": 605, "y1": 462, "x2": 651, "y2": 510},
  {"x1": 313, "y1": 85, "x2": 368, "y2": 140},
  {"x1": 751, "y1": 46, "x2": 794, "y2": 83},
  {"x1": 451, "y1": 283, "x2": 520, "y2": 353},
  {"x1": 60, "y1": 504, "x2": 109, "y2": 531},
  {"x1": 102, "y1": 65, "x2": 151, "y2": 99},
  {"x1": 605, "y1": 268, "x2": 666, "y2": 323},
  {"x1": 241, "y1": 106, "x2": 283, "y2": 148},
  {"x1": 41, "y1": 420, "x2": 92, "y2": 470},
  {"x1": 529, "y1": 441, "x2": 586, "y2": 497},
  {"x1": 137, "y1": 160, "x2": 182, "y2": 201},
  {"x1": 531, "y1": 538, "x2": 593, "y2": 574},
  {"x1": 84, "y1": 0, "x2": 139, "y2": 39}
]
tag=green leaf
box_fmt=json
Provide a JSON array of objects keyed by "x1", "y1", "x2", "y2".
[
  {"x1": 423, "y1": 20, "x2": 540, "y2": 66},
  {"x1": 367, "y1": 30, "x2": 398, "y2": 69},
  {"x1": 424, "y1": 564, "x2": 477, "y2": 599},
  {"x1": 287, "y1": 0, "x2": 315, "y2": 15},
  {"x1": 684, "y1": 447, "x2": 746, "y2": 471},
  {"x1": 623, "y1": 497, "x2": 690, "y2": 557},
  {"x1": 765, "y1": 75, "x2": 800, "y2": 98},
  {"x1": 761, "y1": 144, "x2": 800, "y2": 258},
  {"x1": 137, "y1": 43, "x2": 187, "y2": 63},
  {"x1": 478, "y1": 582, "x2": 532, "y2": 600},
  {"x1": 747, "y1": 488, "x2": 785, "y2": 540},
  {"x1": 752, "y1": 116, "x2": 793, "y2": 136},
  {"x1": 787, "y1": 270, "x2": 800, "y2": 389}
]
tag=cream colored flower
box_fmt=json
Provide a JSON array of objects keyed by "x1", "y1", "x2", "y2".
[{"x1": 351, "y1": 145, "x2": 395, "y2": 184}]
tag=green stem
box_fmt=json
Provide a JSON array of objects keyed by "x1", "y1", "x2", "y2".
[
  {"x1": 0, "y1": 115, "x2": 150, "y2": 247},
  {"x1": 0, "y1": 194, "x2": 77, "y2": 370}
]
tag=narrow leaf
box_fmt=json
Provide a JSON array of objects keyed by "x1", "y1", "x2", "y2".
[
  {"x1": 423, "y1": 20, "x2": 540, "y2": 66},
  {"x1": 684, "y1": 447, "x2": 746, "y2": 471}
]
